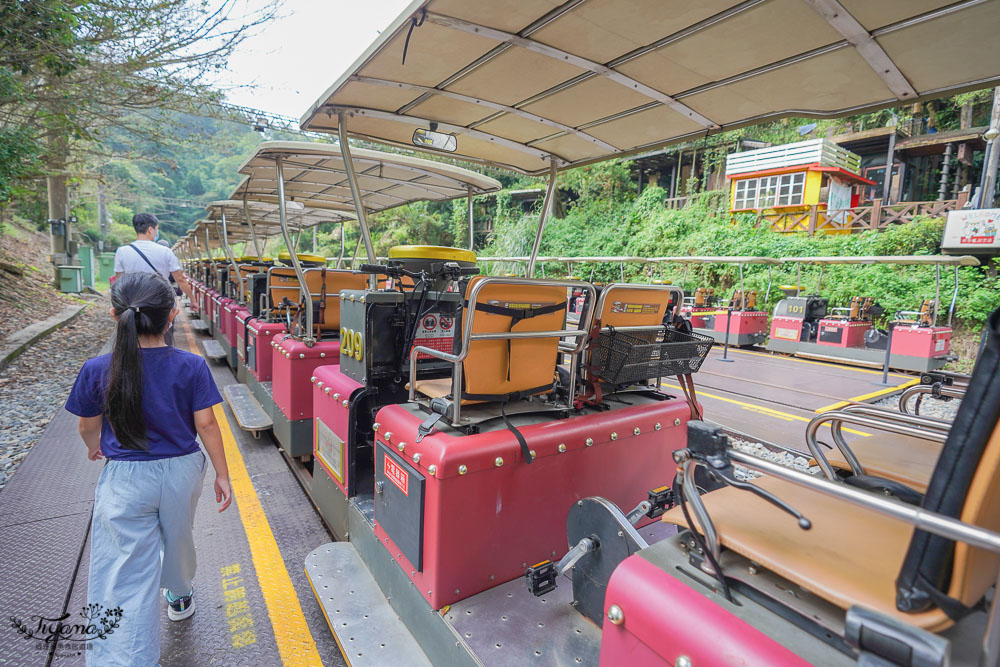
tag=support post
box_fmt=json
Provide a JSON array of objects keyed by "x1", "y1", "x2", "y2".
[
  {"x1": 933, "y1": 264, "x2": 940, "y2": 327},
  {"x1": 467, "y1": 185, "x2": 475, "y2": 251},
  {"x1": 719, "y1": 307, "x2": 734, "y2": 363},
  {"x1": 337, "y1": 112, "x2": 376, "y2": 264},
  {"x1": 242, "y1": 198, "x2": 263, "y2": 260},
  {"x1": 879, "y1": 326, "x2": 895, "y2": 386},
  {"x1": 938, "y1": 143, "x2": 954, "y2": 201},
  {"x1": 218, "y1": 211, "x2": 243, "y2": 303},
  {"x1": 275, "y1": 156, "x2": 314, "y2": 345},
  {"x1": 883, "y1": 130, "x2": 897, "y2": 204},
  {"x1": 979, "y1": 87, "x2": 1000, "y2": 209},
  {"x1": 527, "y1": 160, "x2": 558, "y2": 278}
]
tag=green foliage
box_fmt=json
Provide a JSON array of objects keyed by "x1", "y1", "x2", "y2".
[{"x1": 482, "y1": 167, "x2": 1000, "y2": 330}]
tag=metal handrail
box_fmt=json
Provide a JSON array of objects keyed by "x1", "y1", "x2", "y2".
[
  {"x1": 841, "y1": 404, "x2": 951, "y2": 432},
  {"x1": 682, "y1": 446, "x2": 1000, "y2": 666},
  {"x1": 899, "y1": 384, "x2": 966, "y2": 415},
  {"x1": 806, "y1": 410, "x2": 947, "y2": 480},
  {"x1": 409, "y1": 276, "x2": 597, "y2": 426}
]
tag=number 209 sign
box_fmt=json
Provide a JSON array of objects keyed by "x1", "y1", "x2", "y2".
[{"x1": 339, "y1": 328, "x2": 364, "y2": 361}]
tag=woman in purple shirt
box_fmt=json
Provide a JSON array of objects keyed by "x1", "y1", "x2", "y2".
[{"x1": 66, "y1": 272, "x2": 232, "y2": 666}]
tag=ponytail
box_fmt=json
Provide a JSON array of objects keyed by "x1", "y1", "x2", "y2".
[{"x1": 105, "y1": 273, "x2": 175, "y2": 450}]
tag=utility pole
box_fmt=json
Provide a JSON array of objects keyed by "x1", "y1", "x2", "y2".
[
  {"x1": 979, "y1": 87, "x2": 1000, "y2": 209},
  {"x1": 97, "y1": 181, "x2": 108, "y2": 239}
]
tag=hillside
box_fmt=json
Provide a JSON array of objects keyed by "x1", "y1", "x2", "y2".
[{"x1": 0, "y1": 221, "x2": 81, "y2": 343}]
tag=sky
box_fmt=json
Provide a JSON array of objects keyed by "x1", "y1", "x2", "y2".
[{"x1": 218, "y1": 0, "x2": 413, "y2": 120}]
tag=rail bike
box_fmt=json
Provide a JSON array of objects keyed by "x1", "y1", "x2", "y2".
[
  {"x1": 167, "y1": 0, "x2": 1000, "y2": 663},
  {"x1": 765, "y1": 255, "x2": 980, "y2": 373}
]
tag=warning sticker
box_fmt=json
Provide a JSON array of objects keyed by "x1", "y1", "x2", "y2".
[
  {"x1": 610, "y1": 301, "x2": 660, "y2": 315},
  {"x1": 412, "y1": 311, "x2": 456, "y2": 360},
  {"x1": 486, "y1": 300, "x2": 553, "y2": 310},
  {"x1": 384, "y1": 455, "x2": 409, "y2": 496},
  {"x1": 316, "y1": 418, "x2": 344, "y2": 483},
  {"x1": 774, "y1": 327, "x2": 800, "y2": 341}
]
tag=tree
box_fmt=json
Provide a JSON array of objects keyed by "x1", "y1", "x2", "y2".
[{"x1": 0, "y1": 0, "x2": 278, "y2": 219}]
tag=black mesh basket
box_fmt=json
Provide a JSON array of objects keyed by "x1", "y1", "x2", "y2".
[{"x1": 593, "y1": 326, "x2": 714, "y2": 385}]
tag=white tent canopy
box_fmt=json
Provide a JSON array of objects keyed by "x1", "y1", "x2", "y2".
[
  {"x1": 232, "y1": 141, "x2": 502, "y2": 214},
  {"x1": 300, "y1": 0, "x2": 1000, "y2": 175}
]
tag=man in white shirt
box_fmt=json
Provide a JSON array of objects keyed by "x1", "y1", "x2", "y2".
[{"x1": 113, "y1": 213, "x2": 193, "y2": 303}]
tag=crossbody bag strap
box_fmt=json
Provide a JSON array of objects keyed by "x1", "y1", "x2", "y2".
[{"x1": 128, "y1": 243, "x2": 158, "y2": 273}]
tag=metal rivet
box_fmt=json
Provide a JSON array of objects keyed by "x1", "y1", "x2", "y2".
[
  {"x1": 324, "y1": 387, "x2": 331, "y2": 394},
  {"x1": 529, "y1": 450, "x2": 536, "y2": 458},
  {"x1": 495, "y1": 457, "x2": 504, "y2": 467},
  {"x1": 607, "y1": 604, "x2": 624, "y2": 625},
  {"x1": 397, "y1": 442, "x2": 405, "y2": 452},
  {"x1": 585, "y1": 437, "x2": 594, "y2": 447},
  {"x1": 427, "y1": 464, "x2": 437, "y2": 476},
  {"x1": 360, "y1": 296, "x2": 366, "y2": 303},
  {"x1": 633, "y1": 427, "x2": 640, "y2": 436},
  {"x1": 384, "y1": 432, "x2": 392, "y2": 441},
  {"x1": 350, "y1": 294, "x2": 355, "y2": 302},
  {"x1": 320, "y1": 352, "x2": 326, "y2": 358},
  {"x1": 340, "y1": 293, "x2": 345, "y2": 300},
  {"x1": 317, "y1": 381, "x2": 325, "y2": 388},
  {"x1": 333, "y1": 393, "x2": 340, "y2": 400},
  {"x1": 310, "y1": 376, "x2": 317, "y2": 383},
  {"x1": 674, "y1": 418, "x2": 681, "y2": 426},
  {"x1": 412, "y1": 453, "x2": 421, "y2": 464},
  {"x1": 373, "y1": 423, "x2": 380, "y2": 432},
  {"x1": 458, "y1": 464, "x2": 468, "y2": 475},
  {"x1": 299, "y1": 353, "x2": 305, "y2": 359},
  {"x1": 558, "y1": 443, "x2": 567, "y2": 453},
  {"x1": 610, "y1": 432, "x2": 618, "y2": 441},
  {"x1": 341, "y1": 400, "x2": 348, "y2": 407},
  {"x1": 654, "y1": 422, "x2": 661, "y2": 431},
  {"x1": 675, "y1": 657, "x2": 692, "y2": 667}
]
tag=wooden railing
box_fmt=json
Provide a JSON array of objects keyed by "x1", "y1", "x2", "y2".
[{"x1": 762, "y1": 197, "x2": 966, "y2": 235}]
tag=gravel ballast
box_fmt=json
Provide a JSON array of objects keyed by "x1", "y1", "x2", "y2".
[
  {"x1": 0, "y1": 298, "x2": 114, "y2": 491},
  {"x1": 875, "y1": 392, "x2": 960, "y2": 421}
]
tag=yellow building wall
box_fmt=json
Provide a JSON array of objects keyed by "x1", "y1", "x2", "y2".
[{"x1": 730, "y1": 170, "x2": 848, "y2": 233}]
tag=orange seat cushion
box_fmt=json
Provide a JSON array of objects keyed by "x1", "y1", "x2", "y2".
[
  {"x1": 818, "y1": 433, "x2": 940, "y2": 494},
  {"x1": 662, "y1": 475, "x2": 952, "y2": 632}
]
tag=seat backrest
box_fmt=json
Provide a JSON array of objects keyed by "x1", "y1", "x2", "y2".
[
  {"x1": 302, "y1": 268, "x2": 369, "y2": 331},
  {"x1": 596, "y1": 285, "x2": 676, "y2": 328},
  {"x1": 267, "y1": 267, "x2": 301, "y2": 314},
  {"x1": 896, "y1": 307, "x2": 1000, "y2": 616},
  {"x1": 462, "y1": 276, "x2": 568, "y2": 400}
]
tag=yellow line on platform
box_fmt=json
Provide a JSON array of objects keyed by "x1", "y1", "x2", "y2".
[
  {"x1": 183, "y1": 319, "x2": 322, "y2": 666},
  {"x1": 815, "y1": 378, "x2": 920, "y2": 413},
  {"x1": 662, "y1": 382, "x2": 871, "y2": 437},
  {"x1": 716, "y1": 347, "x2": 911, "y2": 380}
]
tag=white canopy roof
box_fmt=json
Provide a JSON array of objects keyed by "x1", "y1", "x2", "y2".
[
  {"x1": 232, "y1": 140, "x2": 502, "y2": 213},
  {"x1": 301, "y1": 0, "x2": 1000, "y2": 175},
  {"x1": 204, "y1": 198, "x2": 353, "y2": 232}
]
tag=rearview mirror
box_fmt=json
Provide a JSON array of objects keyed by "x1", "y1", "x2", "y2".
[{"x1": 412, "y1": 128, "x2": 457, "y2": 152}]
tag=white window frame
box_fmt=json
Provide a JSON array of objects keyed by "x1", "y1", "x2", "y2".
[{"x1": 732, "y1": 172, "x2": 807, "y2": 209}]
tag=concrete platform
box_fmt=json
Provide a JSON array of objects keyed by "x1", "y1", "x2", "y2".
[{"x1": 0, "y1": 317, "x2": 343, "y2": 666}]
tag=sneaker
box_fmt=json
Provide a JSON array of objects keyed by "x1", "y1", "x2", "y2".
[{"x1": 165, "y1": 588, "x2": 195, "y2": 621}]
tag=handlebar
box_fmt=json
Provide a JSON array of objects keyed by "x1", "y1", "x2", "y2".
[{"x1": 356, "y1": 262, "x2": 479, "y2": 281}]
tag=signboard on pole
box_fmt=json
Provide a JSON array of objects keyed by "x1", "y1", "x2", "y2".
[{"x1": 942, "y1": 209, "x2": 1000, "y2": 255}]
